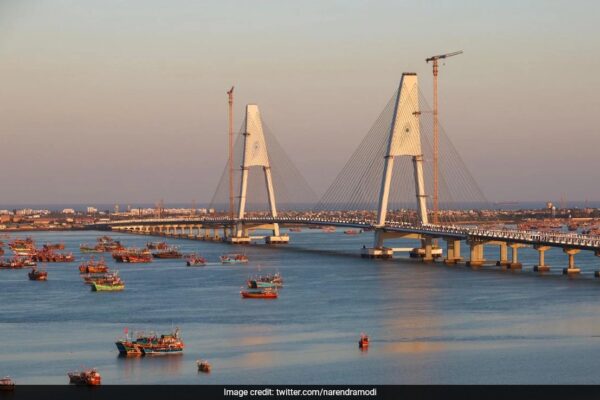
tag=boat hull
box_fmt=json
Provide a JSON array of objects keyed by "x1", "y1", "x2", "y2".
[
  {"x1": 92, "y1": 283, "x2": 125, "y2": 292},
  {"x1": 240, "y1": 291, "x2": 278, "y2": 299}
]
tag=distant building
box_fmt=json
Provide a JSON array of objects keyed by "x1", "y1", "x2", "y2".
[
  {"x1": 87, "y1": 206, "x2": 98, "y2": 214},
  {"x1": 62, "y1": 208, "x2": 76, "y2": 214}
]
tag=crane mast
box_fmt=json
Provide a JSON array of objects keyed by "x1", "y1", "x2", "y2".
[{"x1": 426, "y1": 50, "x2": 463, "y2": 225}]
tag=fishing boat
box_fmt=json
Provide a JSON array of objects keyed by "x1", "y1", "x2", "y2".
[
  {"x1": 186, "y1": 254, "x2": 207, "y2": 266},
  {"x1": 113, "y1": 248, "x2": 152, "y2": 263},
  {"x1": 247, "y1": 280, "x2": 279, "y2": 289},
  {"x1": 43, "y1": 243, "x2": 65, "y2": 251},
  {"x1": 344, "y1": 229, "x2": 361, "y2": 235},
  {"x1": 247, "y1": 273, "x2": 283, "y2": 288},
  {"x1": 152, "y1": 247, "x2": 182, "y2": 259},
  {"x1": 23, "y1": 259, "x2": 37, "y2": 267},
  {"x1": 80, "y1": 244, "x2": 103, "y2": 253},
  {"x1": 28, "y1": 267, "x2": 48, "y2": 281},
  {"x1": 32, "y1": 251, "x2": 74, "y2": 263},
  {"x1": 0, "y1": 377, "x2": 15, "y2": 391},
  {"x1": 91, "y1": 279, "x2": 125, "y2": 292},
  {"x1": 140, "y1": 328, "x2": 185, "y2": 356},
  {"x1": 220, "y1": 253, "x2": 249, "y2": 264},
  {"x1": 197, "y1": 360, "x2": 211, "y2": 373},
  {"x1": 0, "y1": 258, "x2": 25, "y2": 269},
  {"x1": 67, "y1": 369, "x2": 101, "y2": 386},
  {"x1": 115, "y1": 328, "x2": 184, "y2": 356},
  {"x1": 146, "y1": 241, "x2": 168, "y2": 250},
  {"x1": 79, "y1": 258, "x2": 109, "y2": 274},
  {"x1": 82, "y1": 271, "x2": 119, "y2": 285},
  {"x1": 240, "y1": 288, "x2": 278, "y2": 299},
  {"x1": 358, "y1": 333, "x2": 369, "y2": 349},
  {"x1": 81, "y1": 237, "x2": 124, "y2": 253}
]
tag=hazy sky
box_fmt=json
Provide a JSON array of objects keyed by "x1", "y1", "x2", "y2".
[{"x1": 1, "y1": 0, "x2": 599, "y2": 205}]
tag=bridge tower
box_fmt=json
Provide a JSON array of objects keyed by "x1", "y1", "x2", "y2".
[
  {"x1": 362, "y1": 73, "x2": 431, "y2": 259},
  {"x1": 229, "y1": 104, "x2": 288, "y2": 244}
]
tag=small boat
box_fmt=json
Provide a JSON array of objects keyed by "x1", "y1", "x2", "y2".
[
  {"x1": 43, "y1": 243, "x2": 65, "y2": 251},
  {"x1": 220, "y1": 253, "x2": 249, "y2": 264},
  {"x1": 152, "y1": 247, "x2": 182, "y2": 259},
  {"x1": 23, "y1": 259, "x2": 37, "y2": 267},
  {"x1": 247, "y1": 280, "x2": 279, "y2": 289},
  {"x1": 247, "y1": 273, "x2": 283, "y2": 288},
  {"x1": 197, "y1": 359, "x2": 211, "y2": 373},
  {"x1": 116, "y1": 328, "x2": 184, "y2": 356},
  {"x1": 146, "y1": 241, "x2": 168, "y2": 250},
  {"x1": 321, "y1": 226, "x2": 336, "y2": 233},
  {"x1": 344, "y1": 229, "x2": 361, "y2": 235},
  {"x1": 91, "y1": 280, "x2": 125, "y2": 292},
  {"x1": 80, "y1": 244, "x2": 103, "y2": 253},
  {"x1": 240, "y1": 288, "x2": 278, "y2": 299},
  {"x1": 140, "y1": 328, "x2": 185, "y2": 356},
  {"x1": 113, "y1": 248, "x2": 152, "y2": 263},
  {"x1": 68, "y1": 369, "x2": 101, "y2": 386},
  {"x1": 79, "y1": 258, "x2": 109, "y2": 274},
  {"x1": 186, "y1": 254, "x2": 207, "y2": 266},
  {"x1": 82, "y1": 271, "x2": 120, "y2": 285},
  {"x1": 359, "y1": 333, "x2": 369, "y2": 349},
  {"x1": 28, "y1": 267, "x2": 48, "y2": 281},
  {"x1": 0, "y1": 376, "x2": 15, "y2": 391}
]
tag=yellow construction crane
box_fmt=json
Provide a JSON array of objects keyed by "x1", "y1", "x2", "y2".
[
  {"x1": 426, "y1": 50, "x2": 463, "y2": 225},
  {"x1": 227, "y1": 86, "x2": 235, "y2": 220}
]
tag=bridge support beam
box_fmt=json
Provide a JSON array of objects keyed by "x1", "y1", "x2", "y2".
[
  {"x1": 562, "y1": 248, "x2": 581, "y2": 275},
  {"x1": 444, "y1": 239, "x2": 462, "y2": 264},
  {"x1": 534, "y1": 245, "x2": 551, "y2": 272}
]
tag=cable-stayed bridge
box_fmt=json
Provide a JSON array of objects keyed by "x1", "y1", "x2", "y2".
[{"x1": 97, "y1": 72, "x2": 600, "y2": 275}]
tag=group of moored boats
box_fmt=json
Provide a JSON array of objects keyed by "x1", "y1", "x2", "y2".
[
  {"x1": 79, "y1": 257, "x2": 125, "y2": 291},
  {"x1": 0, "y1": 238, "x2": 73, "y2": 274},
  {"x1": 0, "y1": 237, "x2": 76, "y2": 281}
]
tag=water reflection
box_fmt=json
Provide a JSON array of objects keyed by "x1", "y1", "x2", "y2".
[{"x1": 115, "y1": 354, "x2": 183, "y2": 381}]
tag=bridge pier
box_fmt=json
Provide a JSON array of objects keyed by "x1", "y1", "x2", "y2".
[
  {"x1": 506, "y1": 243, "x2": 524, "y2": 270},
  {"x1": 265, "y1": 235, "x2": 290, "y2": 244},
  {"x1": 533, "y1": 245, "x2": 551, "y2": 272},
  {"x1": 562, "y1": 248, "x2": 581, "y2": 275},
  {"x1": 443, "y1": 239, "x2": 462, "y2": 264},
  {"x1": 423, "y1": 237, "x2": 434, "y2": 262},
  {"x1": 495, "y1": 243, "x2": 509, "y2": 267},
  {"x1": 361, "y1": 246, "x2": 394, "y2": 259},
  {"x1": 594, "y1": 251, "x2": 600, "y2": 278},
  {"x1": 466, "y1": 240, "x2": 485, "y2": 268}
]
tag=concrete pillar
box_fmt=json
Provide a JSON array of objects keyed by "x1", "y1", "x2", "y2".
[
  {"x1": 444, "y1": 239, "x2": 456, "y2": 264},
  {"x1": 534, "y1": 245, "x2": 551, "y2": 272},
  {"x1": 467, "y1": 241, "x2": 484, "y2": 268},
  {"x1": 507, "y1": 244, "x2": 523, "y2": 269},
  {"x1": 444, "y1": 238, "x2": 462, "y2": 265},
  {"x1": 423, "y1": 237, "x2": 433, "y2": 262},
  {"x1": 563, "y1": 248, "x2": 581, "y2": 275},
  {"x1": 496, "y1": 243, "x2": 509, "y2": 266}
]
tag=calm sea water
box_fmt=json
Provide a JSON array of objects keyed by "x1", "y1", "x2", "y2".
[{"x1": 1, "y1": 229, "x2": 600, "y2": 384}]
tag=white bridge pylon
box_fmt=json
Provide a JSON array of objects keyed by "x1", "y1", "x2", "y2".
[
  {"x1": 364, "y1": 73, "x2": 431, "y2": 258},
  {"x1": 231, "y1": 104, "x2": 288, "y2": 244}
]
